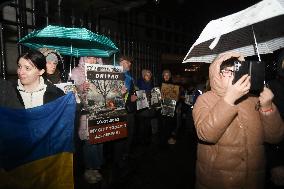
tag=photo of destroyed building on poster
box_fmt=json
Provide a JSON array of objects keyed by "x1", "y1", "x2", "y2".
[
  {"x1": 85, "y1": 64, "x2": 127, "y2": 119},
  {"x1": 150, "y1": 87, "x2": 162, "y2": 109},
  {"x1": 55, "y1": 82, "x2": 81, "y2": 103},
  {"x1": 136, "y1": 90, "x2": 149, "y2": 110},
  {"x1": 161, "y1": 99, "x2": 176, "y2": 117}
]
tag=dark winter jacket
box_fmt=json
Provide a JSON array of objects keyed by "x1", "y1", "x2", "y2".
[
  {"x1": 137, "y1": 78, "x2": 153, "y2": 94},
  {"x1": 0, "y1": 78, "x2": 22, "y2": 108},
  {"x1": 44, "y1": 69, "x2": 62, "y2": 84}
]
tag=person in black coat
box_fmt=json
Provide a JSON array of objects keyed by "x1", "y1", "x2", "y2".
[
  {"x1": 158, "y1": 69, "x2": 178, "y2": 147},
  {"x1": 266, "y1": 49, "x2": 284, "y2": 188},
  {"x1": 0, "y1": 78, "x2": 22, "y2": 108}
]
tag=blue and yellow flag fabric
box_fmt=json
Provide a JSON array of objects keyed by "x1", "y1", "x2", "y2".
[{"x1": 0, "y1": 93, "x2": 76, "y2": 189}]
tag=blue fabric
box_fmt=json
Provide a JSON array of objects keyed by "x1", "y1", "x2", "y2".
[
  {"x1": 124, "y1": 71, "x2": 134, "y2": 92},
  {"x1": 137, "y1": 78, "x2": 153, "y2": 93},
  {"x1": 0, "y1": 93, "x2": 76, "y2": 170}
]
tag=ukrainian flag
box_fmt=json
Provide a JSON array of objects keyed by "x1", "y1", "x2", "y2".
[{"x1": 0, "y1": 93, "x2": 76, "y2": 189}]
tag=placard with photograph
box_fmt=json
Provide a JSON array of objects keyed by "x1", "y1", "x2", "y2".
[
  {"x1": 55, "y1": 82, "x2": 81, "y2": 103},
  {"x1": 85, "y1": 64, "x2": 127, "y2": 120},
  {"x1": 136, "y1": 90, "x2": 149, "y2": 110},
  {"x1": 150, "y1": 87, "x2": 162, "y2": 109},
  {"x1": 161, "y1": 99, "x2": 177, "y2": 117},
  {"x1": 161, "y1": 83, "x2": 180, "y2": 101}
]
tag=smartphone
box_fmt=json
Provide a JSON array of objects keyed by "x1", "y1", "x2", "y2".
[{"x1": 233, "y1": 60, "x2": 265, "y2": 93}]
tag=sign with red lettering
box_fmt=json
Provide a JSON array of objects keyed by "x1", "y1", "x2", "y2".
[{"x1": 88, "y1": 116, "x2": 128, "y2": 144}]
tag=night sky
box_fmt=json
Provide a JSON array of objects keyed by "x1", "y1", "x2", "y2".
[{"x1": 143, "y1": 0, "x2": 261, "y2": 39}]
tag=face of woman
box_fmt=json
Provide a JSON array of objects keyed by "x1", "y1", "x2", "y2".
[
  {"x1": 219, "y1": 65, "x2": 234, "y2": 87},
  {"x1": 46, "y1": 61, "x2": 57, "y2": 74},
  {"x1": 120, "y1": 60, "x2": 131, "y2": 71},
  {"x1": 17, "y1": 57, "x2": 45, "y2": 88},
  {"x1": 144, "y1": 72, "x2": 151, "y2": 82},
  {"x1": 163, "y1": 73, "x2": 170, "y2": 81}
]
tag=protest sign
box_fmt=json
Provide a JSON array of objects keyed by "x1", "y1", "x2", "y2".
[
  {"x1": 161, "y1": 99, "x2": 176, "y2": 117},
  {"x1": 88, "y1": 116, "x2": 127, "y2": 144},
  {"x1": 55, "y1": 82, "x2": 81, "y2": 103},
  {"x1": 85, "y1": 64, "x2": 126, "y2": 120},
  {"x1": 150, "y1": 87, "x2": 162, "y2": 109},
  {"x1": 161, "y1": 83, "x2": 180, "y2": 101},
  {"x1": 136, "y1": 90, "x2": 149, "y2": 110}
]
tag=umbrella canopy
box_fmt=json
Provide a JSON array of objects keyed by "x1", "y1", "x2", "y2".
[
  {"x1": 19, "y1": 25, "x2": 119, "y2": 57},
  {"x1": 183, "y1": 0, "x2": 284, "y2": 63}
]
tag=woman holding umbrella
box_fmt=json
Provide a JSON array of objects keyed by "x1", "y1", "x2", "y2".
[{"x1": 192, "y1": 52, "x2": 284, "y2": 189}]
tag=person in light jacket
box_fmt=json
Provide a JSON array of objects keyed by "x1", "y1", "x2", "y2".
[
  {"x1": 70, "y1": 56, "x2": 103, "y2": 184},
  {"x1": 192, "y1": 52, "x2": 284, "y2": 189}
]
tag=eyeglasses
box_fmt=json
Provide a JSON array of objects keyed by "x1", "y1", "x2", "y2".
[{"x1": 220, "y1": 69, "x2": 235, "y2": 77}]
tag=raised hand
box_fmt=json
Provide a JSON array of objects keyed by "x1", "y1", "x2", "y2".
[
  {"x1": 81, "y1": 81, "x2": 90, "y2": 92},
  {"x1": 259, "y1": 87, "x2": 274, "y2": 111},
  {"x1": 224, "y1": 74, "x2": 251, "y2": 105}
]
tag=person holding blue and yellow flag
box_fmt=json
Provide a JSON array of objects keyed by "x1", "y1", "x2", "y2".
[{"x1": 0, "y1": 50, "x2": 76, "y2": 189}]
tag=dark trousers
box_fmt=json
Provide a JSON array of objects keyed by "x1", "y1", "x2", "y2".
[
  {"x1": 158, "y1": 113, "x2": 176, "y2": 146},
  {"x1": 111, "y1": 113, "x2": 136, "y2": 182},
  {"x1": 136, "y1": 109, "x2": 155, "y2": 144}
]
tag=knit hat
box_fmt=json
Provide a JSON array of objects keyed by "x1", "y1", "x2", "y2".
[
  {"x1": 46, "y1": 53, "x2": 58, "y2": 64},
  {"x1": 38, "y1": 48, "x2": 62, "y2": 64}
]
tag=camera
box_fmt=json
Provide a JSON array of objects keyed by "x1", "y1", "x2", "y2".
[{"x1": 232, "y1": 60, "x2": 265, "y2": 94}]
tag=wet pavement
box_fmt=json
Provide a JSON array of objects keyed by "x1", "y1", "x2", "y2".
[{"x1": 74, "y1": 123, "x2": 197, "y2": 189}]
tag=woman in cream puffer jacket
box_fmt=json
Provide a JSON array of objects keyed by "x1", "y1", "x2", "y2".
[{"x1": 192, "y1": 52, "x2": 284, "y2": 189}]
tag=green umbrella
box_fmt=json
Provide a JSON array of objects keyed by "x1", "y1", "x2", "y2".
[{"x1": 19, "y1": 25, "x2": 119, "y2": 57}]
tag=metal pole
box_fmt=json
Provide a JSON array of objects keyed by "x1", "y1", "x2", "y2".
[
  {"x1": 45, "y1": 0, "x2": 49, "y2": 25},
  {"x1": 0, "y1": 23, "x2": 6, "y2": 79},
  {"x1": 16, "y1": 0, "x2": 23, "y2": 55},
  {"x1": 31, "y1": 0, "x2": 35, "y2": 27},
  {"x1": 57, "y1": 0, "x2": 62, "y2": 25}
]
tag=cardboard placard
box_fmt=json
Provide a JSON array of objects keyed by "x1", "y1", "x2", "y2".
[{"x1": 161, "y1": 83, "x2": 180, "y2": 101}]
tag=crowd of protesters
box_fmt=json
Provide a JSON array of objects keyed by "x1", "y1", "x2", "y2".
[{"x1": 0, "y1": 47, "x2": 283, "y2": 189}]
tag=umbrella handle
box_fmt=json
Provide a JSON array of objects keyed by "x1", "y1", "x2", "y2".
[{"x1": 113, "y1": 53, "x2": 116, "y2": 66}]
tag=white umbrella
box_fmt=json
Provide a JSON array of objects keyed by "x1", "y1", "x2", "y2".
[{"x1": 183, "y1": 0, "x2": 284, "y2": 63}]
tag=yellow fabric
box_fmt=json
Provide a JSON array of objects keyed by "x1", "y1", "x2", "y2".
[
  {"x1": 124, "y1": 92, "x2": 129, "y2": 102},
  {"x1": 0, "y1": 152, "x2": 73, "y2": 189}
]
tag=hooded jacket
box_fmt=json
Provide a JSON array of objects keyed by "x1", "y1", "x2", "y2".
[
  {"x1": 192, "y1": 55, "x2": 284, "y2": 189},
  {"x1": 70, "y1": 57, "x2": 103, "y2": 140}
]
